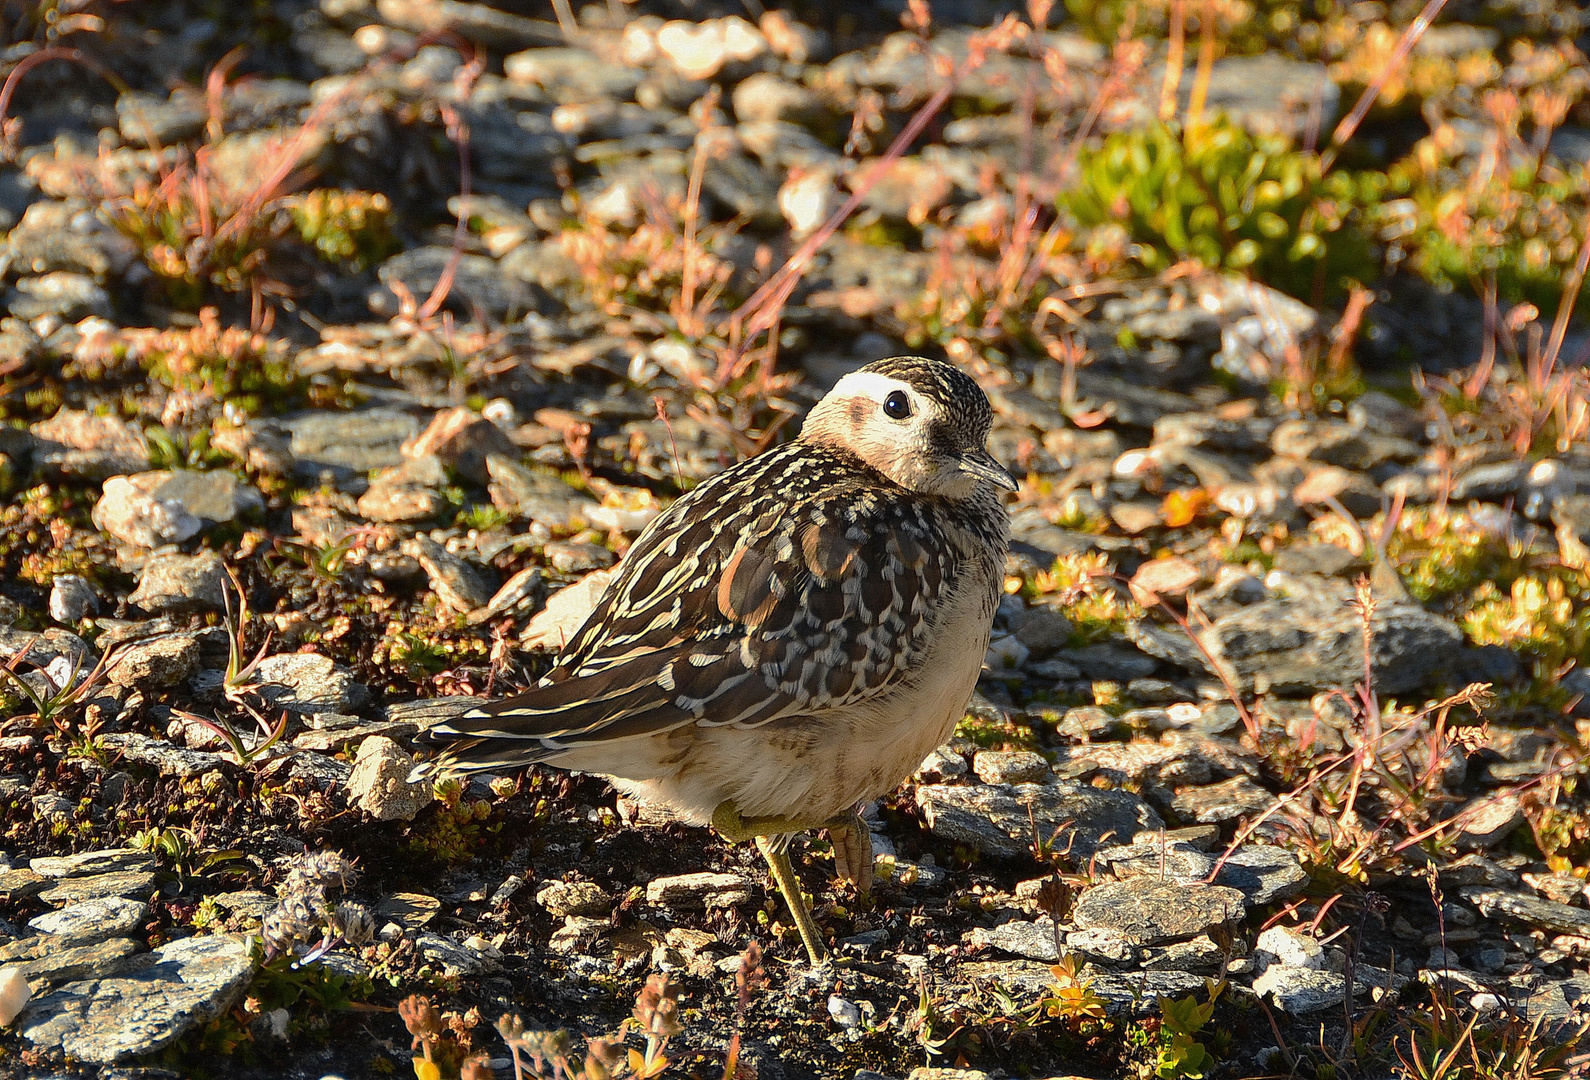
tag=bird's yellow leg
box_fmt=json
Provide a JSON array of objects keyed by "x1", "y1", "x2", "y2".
[
  {"x1": 755, "y1": 835, "x2": 828, "y2": 965},
  {"x1": 710, "y1": 801, "x2": 822, "y2": 842},
  {"x1": 823, "y1": 810, "x2": 873, "y2": 895}
]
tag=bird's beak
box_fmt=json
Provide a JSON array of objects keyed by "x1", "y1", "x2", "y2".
[{"x1": 960, "y1": 446, "x2": 1018, "y2": 492}]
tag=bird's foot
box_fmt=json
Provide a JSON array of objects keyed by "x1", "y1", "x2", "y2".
[{"x1": 824, "y1": 810, "x2": 874, "y2": 895}]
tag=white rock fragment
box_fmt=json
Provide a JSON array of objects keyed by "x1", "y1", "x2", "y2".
[
  {"x1": 346, "y1": 736, "x2": 433, "y2": 822},
  {"x1": 0, "y1": 966, "x2": 29, "y2": 1026}
]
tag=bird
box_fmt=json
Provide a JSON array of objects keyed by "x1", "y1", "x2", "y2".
[{"x1": 417, "y1": 356, "x2": 1015, "y2": 964}]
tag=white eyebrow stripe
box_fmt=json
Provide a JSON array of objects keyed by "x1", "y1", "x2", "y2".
[{"x1": 829, "y1": 371, "x2": 914, "y2": 403}]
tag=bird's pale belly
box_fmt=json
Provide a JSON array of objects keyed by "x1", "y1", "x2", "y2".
[{"x1": 576, "y1": 567, "x2": 1000, "y2": 827}]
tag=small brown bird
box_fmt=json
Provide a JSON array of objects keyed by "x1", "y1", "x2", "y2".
[{"x1": 419, "y1": 356, "x2": 1014, "y2": 962}]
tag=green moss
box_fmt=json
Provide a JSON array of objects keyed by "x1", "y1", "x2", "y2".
[
  {"x1": 286, "y1": 189, "x2": 398, "y2": 270},
  {"x1": 1064, "y1": 118, "x2": 1381, "y2": 300}
]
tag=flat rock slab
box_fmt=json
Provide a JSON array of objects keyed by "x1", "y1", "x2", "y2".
[
  {"x1": 29, "y1": 848, "x2": 155, "y2": 878},
  {"x1": 1093, "y1": 839, "x2": 1308, "y2": 905},
  {"x1": 14, "y1": 937, "x2": 144, "y2": 989},
  {"x1": 97, "y1": 733, "x2": 228, "y2": 778},
  {"x1": 27, "y1": 897, "x2": 149, "y2": 944},
  {"x1": 645, "y1": 872, "x2": 753, "y2": 908},
  {"x1": 1527, "y1": 977, "x2": 1590, "y2": 1025},
  {"x1": 19, "y1": 934, "x2": 254, "y2": 1063},
  {"x1": 1461, "y1": 887, "x2": 1590, "y2": 937},
  {"x1": 958, "y1": 960, "x2": 1207, "y2": 1018},
  {"x1": 37, "y1": 870, "x2": 157, "y2": 905},
  {"x1": 915, "y1": 781, "x2": 1162, "y2": 861},
  {"x1": 1249, "y1": 964, "x2": 1404, "y2": 1015},
  {"x1": 1072, "y1": 878, "x2": 1246, "y2": 945}
]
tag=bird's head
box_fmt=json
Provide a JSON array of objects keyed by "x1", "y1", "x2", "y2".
[{"x1": 800, "y1": 356, "x2": 1017, "y2": 499}]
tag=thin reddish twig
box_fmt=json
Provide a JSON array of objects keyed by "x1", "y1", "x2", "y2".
[{"x1": 1320, "y1": 0, "x2": 1451, "y2": 171}]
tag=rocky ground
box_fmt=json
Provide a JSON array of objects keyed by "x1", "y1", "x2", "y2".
[{"x1": 0, "y1": 0, "x2": 1588, "y2": 1077}]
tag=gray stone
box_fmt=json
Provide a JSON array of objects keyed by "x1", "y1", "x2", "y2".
[
  {"x1": 1168, "y1": 775, "x2": 1276, "y2": 824},
  {"x1": 968, "y1": 918, "x2": 1062, "y2": 961},
  {"x1": 1129, "y1": 597, "x2": 1463, "y2": 695},
  {"x1": 117, "y1": 89, "x2": 206, "y2": 144},
  {"x1": 915, "y1": 780, "x2": 1162, "y2": 861},
  {"x1": 731, "y1": 72, "x2": 825, "y2": 125},
  {"x1": 1163, "y1": 55, "x2": 1337, "y2": 138},
  {"x1": 357, "y1": 481, "x2": 445, "y2": 523},
  {"x1": 6, "y1": 201, "x2": 139, "y2": 281},
  {"x1": 127, "y1": 551, "x2": 228, "y2": 614},
  {"x1": 27, "y1": 897, "x2": 149, "y2": 943},
  {"x1": 1249, "y1": 964, "x2": 1403, "y2": 1015},
  {"x1": 957, "y1": 959, "x2": 1206, "y2": 1017},
  {"x1": 1054, "y1": 643, "x2": 1158, "y2": 681},
  {"x1": 0, "y1": 627, "x2": 94, "y2": 670},
  {"x1": 0, "y1": 868, "x2": 48, "y2": 901},
  {"x1": 485, "y1": 454, "x2": 594, "y2": 527},
  {"x1": 108, "y1": 633, "x2": 200, "y2": 689},
  {"x1": 48, "y1": 575, "x2": 97, "y2": 623},
  {"x1": 1452, "y1": 461, "x2": 1530, "y2": 502},
  {"x1": 290, "y1": 714, "x2": 421, "y2": 754},
  {"x1": 504, "y1": 47, "x2": 642, "y2": 102},
  {"x1": 30, "y1": 848, "x2": 154, "y2": 879},
  {"x1": 10, "y1": 937, "x2": 144, "y2": 989},
  {"x1": 285, "y1": 408, "x2": 419, "y2": 475},
  {"x1": 373, "y1": 0, "x2": 561, "y2": 50},
  {"x1": 94, "y1": 474, "x2": 202, "y2": 548},
  {"x1": 346, "y1": 736, "x2": 432, "y2": 821},
  {"x1": 1527, "y1": 977, "x2": 1590, "y2": 1025},
  {"x1": 1072, "y1": 878, "x2": 1245, "y2": 945},
  {"x1": 409, "y1": 932, "x2": 498, "y2": 978},
  {"x1": 407, "y1": 534, "x2": 494, "y2": 613},
  {"x1": 535, "y1": 880, "x2": 614, "y2": 918},
  {"x1": 8, "y1": 273, "x2": 111, "y2": 321},
  {"x1": 253, "y1": 652, "x2": 369, "y2": 715},
  {"x1": 37, "y1": 870, "x2": 158, "y2": 905},
  {"x1": 645, "y1": 872, "x2": 753, "y2": 908},
  {"x1": 1092, "y1": 839, "x2": 1307, "y2": 906},
  {"x1": 30, "y1": 794, "x2": 73, "y2": 825},
  {"x1": 371, "y1": 247, "x2": 542, "y2": 323},
  {"x1": 31, "y1": 409, "x2": 148, "y2": 482},
  {"x1": 972, "y1": 750, "x2": 1050, "y2": 786},
  {"x1": 1460, "y1": 887, "x2": 1590, "y2": 937},
  {"x1": 97, "y1": 733, "x2": 228, "y2": 778},
  {"x1": 18, "y1": 934, "x2": 254, "y2": 1062}
]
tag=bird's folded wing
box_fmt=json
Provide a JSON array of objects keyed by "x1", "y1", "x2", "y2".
[{"x1": 423, "y1": 484, "x2": 951, "y2": 757}]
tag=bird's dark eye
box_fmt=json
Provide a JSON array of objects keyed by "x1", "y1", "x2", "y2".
[{"x1": 883, "y1": 390, "x2": 912, "y2": 420}]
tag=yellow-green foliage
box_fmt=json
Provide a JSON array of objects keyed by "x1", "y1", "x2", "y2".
[
  {"x1": 1024, "y1": 552, "x2": 1144, "y2": 646},
  {"x1": 1063, "y1": 0, "x2": 1310, "y2": 52},
  {"x1": 139, "y1": 308, "x2": 300, "y2": 414},
  {"x1": 1389, "y1": 125, "x2": 1590, "y2": 309},
  {"x1": 404, "y1": 779, "x2": 499, "y2": 865},
  {"x1": 287, "y1": 190, "x2": 398, "y2": 270},
  {"x1": 1065, "y1": 118, "x2": 1380, "y2": 299},
  {"x1": 1387, "y1": 508, "x2": 1522, "y2": 605},
  {"x1": 1462, "y1": 573, "x2": 1590, "y2": 674}
]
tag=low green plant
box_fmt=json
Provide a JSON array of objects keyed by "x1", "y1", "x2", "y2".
[
  {"x1": 0, "y1": 643, "x2": 115, "y2": 739},
  {"x1": 130, "y1": 825, "x2": 248, "y2": 889},
  {"x1": 138, "y1": 307, "x2": 302, "y2": 416},
  {"x1": 285, "y1": 189, "x2": 398, "y2": 270},
  {"x1": 403, "y1": 778, "x2": 499, "y2": 865},
  {"x1": 1065, "y1": 117, "x2": 1380, "y2": 299}
]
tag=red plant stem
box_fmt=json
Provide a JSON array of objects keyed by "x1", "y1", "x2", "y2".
[
  {"x1": 0, "y1": 46, "x2": 128, "y2": 157},
  {"x1": 723, "y1": 21, "x2": 1022, "y2": 375},
  {"x1": 1541, "y1": 209, "x2": 1590, "y2": 383},
  {"x1": 1320, "y1": 0, "x2": 1451, "y2": 171},
  {"x1": 416, "y1": 101, "x2": 473, "y2": 322}
]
